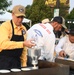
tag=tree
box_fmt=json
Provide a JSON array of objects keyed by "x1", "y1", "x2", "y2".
[
  {"x1": 59, "y1": 3, "x2": 69, "y2": 18},
  {"x1": 66, "y1": 8, "x2": 74, "y2": 19},
  {"x1": 0, "y1": 0, "x2": 12, "y2": 11},
  {"x1": 26, "y1": 0, "x2": 70, "y2": 25},
  {"x1": 65, "y1": 8, "x2": 74, "y2": 29},
  {"x1": 26, "y1": 0, "x2": 52, "y2": 25}
]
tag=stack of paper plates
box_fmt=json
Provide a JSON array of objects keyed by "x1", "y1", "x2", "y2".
[
  {"x1": 11, "y1": 68, "x2": 21, "y2": 72},
  {"x1": 21, "y1": 68, "x2": 31, "y2": 71}
]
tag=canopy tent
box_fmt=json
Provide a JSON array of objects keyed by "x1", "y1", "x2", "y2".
[{"x1": 0, "y1": 11, "x2": 32, "y2": 27}]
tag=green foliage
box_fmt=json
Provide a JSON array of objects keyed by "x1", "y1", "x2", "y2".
[
  {"x1": 0, "y1": 0, "x2": 12, "y2": 10},
  {"x1": 25, "y1": 0, "x2": 70, "y2": 25},
  {"x1": 7, "y1": 9, "x2": 12, "y2": 13},
  {"x1": 65, "y1": 8, "x2": 74, "y2": 29},
  {"x1": 66, "y1": 8, "x2": 74, "y2": 19},
  {"x1": 26, "y1": 0, "x2": 52, "y2": 25},
  {"x1": 54, "y1": 3, "x2": 69, "y2": 18}
]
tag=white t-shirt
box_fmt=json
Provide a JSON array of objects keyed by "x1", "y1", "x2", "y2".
[
  {"x1": 27, "y1": 23, "x2": 55, "y2": 62},
  {"x1": 55, "y1": 35, "x2": 74, "y2": 59}
]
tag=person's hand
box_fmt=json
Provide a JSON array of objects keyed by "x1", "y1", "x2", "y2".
[
  {"x1": 59, "y1": 50, "x2": 66, "y2": 57},
  {"x1": 23, "y1": 39, "x2": 36, "y2": 48}
]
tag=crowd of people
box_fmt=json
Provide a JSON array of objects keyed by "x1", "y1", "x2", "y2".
[{"x1": 0, "y1": 4, "x2": 74, "y2": 69}]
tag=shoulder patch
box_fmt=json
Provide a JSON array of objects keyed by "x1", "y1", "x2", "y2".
[{"x1": 22, "y1": 29, "x2": 26, "y2": 35}]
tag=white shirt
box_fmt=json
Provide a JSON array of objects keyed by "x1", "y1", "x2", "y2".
[
  {"x1": 55, "y1": 35, "x2": 74, "y2": 59},
  {"x1": 27, "y1": 23, "x2": 55, "y2": 62}
]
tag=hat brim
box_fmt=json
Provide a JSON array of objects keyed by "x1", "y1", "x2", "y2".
[
  {"x1": 69, "y1": 32, "x2": 74, "y2": 35},
  {"x1": 15, "y1": 14, "x2": 25, "y2": 17},
  {"x1": 62, "y1": 24, "x2": 67, "y2": 29},
  {"x1": 69, "y1": 30, "x2": 74, "y2": 35}
]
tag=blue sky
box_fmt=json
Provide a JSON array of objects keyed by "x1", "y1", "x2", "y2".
[
  {"x1": 8, "y1": 0, "x2": 33, "y2": 9},
  {"x1": 8, "y1": 0, "x2": 74, "y2": 12},
  {"x1": 70, "y1": 0, "x2": 74, "y2": 12}
]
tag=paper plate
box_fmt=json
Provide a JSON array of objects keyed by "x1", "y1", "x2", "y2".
[
  {"x1": 0, "y1": 70, "x2": 10, "y2": 73},
  {"x1": 66, "y1": 58, "x2": 74, "y2": 61},
  {"x1": 11, "y1": 68, "x2": 21, "y2": 72},
  {"x1": 21, "y1": 68, "x2": 31, "y2": 71}
]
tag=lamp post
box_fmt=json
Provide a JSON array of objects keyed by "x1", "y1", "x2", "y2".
[
  {"x1": 54, "y1": 0, "x2": 60, "y2": 17},
  {"x1": 56, "y1": 0, "x2": 60, "y2": 8}
]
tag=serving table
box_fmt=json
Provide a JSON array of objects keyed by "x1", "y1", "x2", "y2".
[
  {"x1": 0, "y1": 60, "x2": 69, "y2": 75},
  {"x1": 55, "y1": 57, "x2": 74, "y2": 75}
]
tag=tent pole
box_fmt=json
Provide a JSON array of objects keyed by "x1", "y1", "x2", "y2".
[{"x1": 30, "y1": 20, "x2": 32, "y2": 27}]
